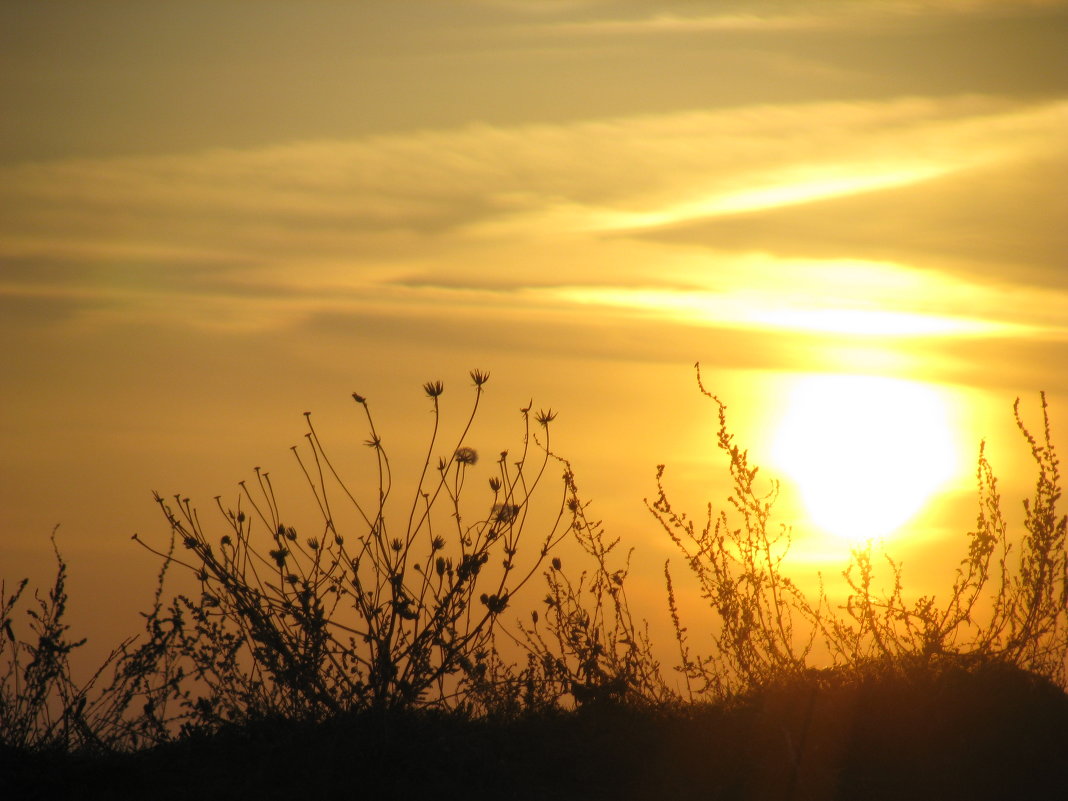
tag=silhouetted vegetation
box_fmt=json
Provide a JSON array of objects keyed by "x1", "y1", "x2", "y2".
[{"x1": 3, "y1": 367, "x2": 1066, "y2": 799}]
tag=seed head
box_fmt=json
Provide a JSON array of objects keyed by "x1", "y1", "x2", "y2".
[
  {"x1": 454, "y1": 446, "x2": 478, "y2": 465},
  {"x1": 493, "y1": 503, "x2": 520, "y2": 524},
  {"x1": 423, "y1": 380, "x2": 444, "y2": 398},
  {"x1": 536, "y1": 408, "x2": 557, "y2": 426},
  {"x1": 469, "y1": 369, "x2": 490, "y2": 387}
]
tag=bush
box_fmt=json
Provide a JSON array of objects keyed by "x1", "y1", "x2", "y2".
[
  {"x1": 652, "y1": 365, "x2": 1067, "y2": 701},
  {"x1": 2, "y1": 366, "x2": 1065, "y2": 760}
]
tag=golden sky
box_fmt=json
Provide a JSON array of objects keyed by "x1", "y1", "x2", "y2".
[{"x1": 2, "y1": 0, "x2": 1067, "y2": 655}]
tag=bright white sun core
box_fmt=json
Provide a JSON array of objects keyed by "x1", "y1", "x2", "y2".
[{"x1": 769, "y1": 374, "x2": 960, "y2": 544}]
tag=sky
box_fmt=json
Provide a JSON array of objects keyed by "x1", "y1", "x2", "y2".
[{"x1": 2, "y1": 0, "x2": 1067, "y2": 661}]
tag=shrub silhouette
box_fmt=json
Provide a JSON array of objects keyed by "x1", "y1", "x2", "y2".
[
  {"x1": 652, "y1": 365, "x2": 1067, "y2": 702},
  {"x1": 2, "y1": 366, "x2": 1066, "y2": 798},
  {"x1": 125, "y1": 370, "x2": 583, "y2": 729}
]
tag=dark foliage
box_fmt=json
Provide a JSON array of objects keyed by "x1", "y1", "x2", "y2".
[
  {"x1": 4, "y1": 660, "x2": 1066, "y2": 800},
  {"x1": 2, "y1": 370, "x2": 1065, "y2": 800}
]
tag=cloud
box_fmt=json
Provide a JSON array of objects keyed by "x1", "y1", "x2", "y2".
[
  {"x1": 514, "y1": 0, "x2": 1068, "y2": 36},
  {"x1": 1, "y1": 95, "x2": 1064, "y2": 341},
  {"x1": 637, "y1": 147, "x2": 1068, "y2": 290}
]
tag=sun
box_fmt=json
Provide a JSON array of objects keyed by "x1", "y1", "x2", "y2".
[{"x1": 769, "y1": 374, "x2": 960, "y2": 544}]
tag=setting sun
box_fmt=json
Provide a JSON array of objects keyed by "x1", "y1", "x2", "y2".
[{"x1": 770, "y1": 374, "x2": 961, "y2": 543}]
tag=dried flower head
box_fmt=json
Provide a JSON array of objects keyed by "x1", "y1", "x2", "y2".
[
  {"x1": 480, "y1": 592, "x2": 509, "y2": 614},
  {"x1": 493, "y1": 503, "x2": 520, "y2": 524},
  {"x1": 536, "y1": 408, "x2": 557, "y2": 426},
  {"x1": 469, "y1": 369, "x2": 490, "y2": 387},
  {"x1": 423, "y1": 380, "x2": 444, "y2": 398},
  {"x1": 454, "y1": 446, "x2": 478, "y2": 465}
]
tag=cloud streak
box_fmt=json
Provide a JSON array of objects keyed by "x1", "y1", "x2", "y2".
[{"x1": 1, "y1": 95, "x2": 1065, "y2": 342}]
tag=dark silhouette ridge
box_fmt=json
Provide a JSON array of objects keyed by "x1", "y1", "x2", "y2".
[{"x1": 4, "y1": 659, "x2": 1067, "y2": 801}]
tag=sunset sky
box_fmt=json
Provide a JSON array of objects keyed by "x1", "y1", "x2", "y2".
[{"x1": 2, "y1": 1, "x2": 1067, "y2": 656}]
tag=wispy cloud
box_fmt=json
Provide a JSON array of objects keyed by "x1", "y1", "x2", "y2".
[
  {"x1": 1, "y1": 95, "x2": 1064, "y2": 339},
  {"x1": 516, "y1": 0, "x2": 1068, "y2": 36}
]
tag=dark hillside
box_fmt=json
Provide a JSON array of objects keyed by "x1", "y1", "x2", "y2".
[{"x1": 5, "y1": 659, "x2": 1066, "y2": 801}]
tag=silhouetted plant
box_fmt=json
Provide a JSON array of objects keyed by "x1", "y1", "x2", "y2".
[
  {"x1": 650, "y1": 365, "x2": 823, "y2": 699},
  {"x1": 653, "y1": 365, "x2": 1066, "y2": 699},
  {"x1": 821, "y1": 392, "x2": 1067, "y2": 680},
  {"x1": 0, "y1": 528, "x2": 87, "y2": 750},
  {"x1": 0, "y1": 528, "x2": 156, "y2": 751},
  {"x1": 2, "y1": 366, "x2": 1065, "y2": 763},
  {"x1": 130, "y1": 370, "x2": 574, "y2": 728},
  {"x1": 514, "y1": 464, "x2": 671, "y2": 710}
]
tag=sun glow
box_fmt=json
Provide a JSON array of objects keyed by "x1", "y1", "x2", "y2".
[
  {"x1": 551, "y1": 285, "x2": 1027, "y2": 338},
  {"x1": 585, "y1": 164, "x2": 954, "y2": 231},
  {"x1": 770, "y1": 374, "x2": 961, "y2": 543}
]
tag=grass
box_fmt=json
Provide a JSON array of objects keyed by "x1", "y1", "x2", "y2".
[{"x1": 2, "y1": 366, "x2": 1066, "y2": 799}]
